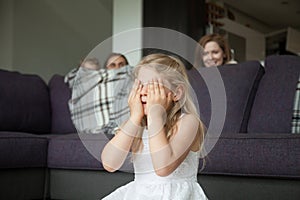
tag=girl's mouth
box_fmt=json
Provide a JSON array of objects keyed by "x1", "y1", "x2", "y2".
[{"x1": 141, "y1": 96, "x2": 147, "y2": 104}]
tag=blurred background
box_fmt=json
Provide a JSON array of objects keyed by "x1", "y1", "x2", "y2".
[{"x1": 0, "y1": 0, "x2": 299, "y2": 81}]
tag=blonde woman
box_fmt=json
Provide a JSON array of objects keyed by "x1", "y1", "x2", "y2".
[{"x1": 101, "y1": 53, "x2": 208, "y2": 199}]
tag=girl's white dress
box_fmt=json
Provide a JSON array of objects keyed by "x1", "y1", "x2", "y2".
[{"x1": 102, "y1": 130, "x2": 208, "y2": 200}]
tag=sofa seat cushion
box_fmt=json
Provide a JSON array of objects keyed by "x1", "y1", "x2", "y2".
[
  {"x1": 0, "y1": 132, "x2": 48, "y2": 168},
  {"x1": 201, "y1": 133, "x2": 300, "y2": 179},
  {"x1": 47, "y1": 133, "x2": 133, "y2": 172},
  {"x1": 248, "y1": 55, "x2": 300, "y2": 133},
  {"x1": 0, "y1": 69, "x2": 51, "y2": 134},
  {"x1": 187, "y1": 61, "x2": 264, "y2": 133}
]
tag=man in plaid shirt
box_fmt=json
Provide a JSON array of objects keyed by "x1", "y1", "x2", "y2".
[{"x1": 65, "y1": 55, "x2": 133, "y2": 134}]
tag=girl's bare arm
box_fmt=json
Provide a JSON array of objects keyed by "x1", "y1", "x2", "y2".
[
  {"x1": 101, "y1": 119, "x2": 142, "y2": 172},
  {"x1": 101, "y1": 79, "x2": 144, "y2": 172},
  {"x1": 148, "y1": 114, "x2": 199, "y2": 176}
]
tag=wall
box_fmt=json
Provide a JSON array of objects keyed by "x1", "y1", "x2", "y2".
[
  {"x1": 225, "y1": 4, "x2": 273, "y2": 34},
  {"x1": 0, "y1": 0, "x2": 112, "y2": 82},
  {"x1": 113, "y1": 0, "x2": 143, "y2": 66},
  {"x1": 143, "y1": 0, "x2": 206, "y2": 69},
  {"x1": 219, "y1": 18, "x2": 265, "y2": 61},
  {"x1": 0, "y1": 0, "x2": 14, "y2": 71}
]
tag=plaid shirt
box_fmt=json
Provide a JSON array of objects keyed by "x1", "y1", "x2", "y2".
[
  {"x1": 292, "y1": 76, "x2": 300, "y2": 133},
  {"x1": 65, "y1": 65, "x2": 134, "y2": 134}
]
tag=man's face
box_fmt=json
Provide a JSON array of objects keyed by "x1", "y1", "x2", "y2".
[{"x1": 106, "y1": 56, "x2": 127, "y2": 70}]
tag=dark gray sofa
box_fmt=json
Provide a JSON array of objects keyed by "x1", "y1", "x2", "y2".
[{"x1": 0, "y1": 55, "x2": 300, "y2": 200}]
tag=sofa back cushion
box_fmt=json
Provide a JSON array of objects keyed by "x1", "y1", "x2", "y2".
[
  {"x1": 248, "y1": 55, "x2": 300, "y2": 133},
  {"x1": 187, "y1": 61, "x2": 264, "y2": 134},
  {"x1": 0, "y1": 69, "x2": 51, "y2": 133},
  {"x1": 48, "y1": 74, "x2": 77, "y2": 134}
]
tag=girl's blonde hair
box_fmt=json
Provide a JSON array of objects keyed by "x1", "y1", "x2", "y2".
[{"x1": 131, "y1": 53, "x2": 205, "y2": 154}]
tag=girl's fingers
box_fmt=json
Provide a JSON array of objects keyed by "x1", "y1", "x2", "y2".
[
  {"x1": 129, "y1": 79, "x2": 141, "y2": 101},
  {"x1": 158, "y1": 78, "x2": 165, "y2": 96},
  {"x1": 134, "y1": 80, "x2": 142, "y2": 93},
  {"x1": 149, "y1": 79, "x2": 161, "y2": 97},
  {"x1": 153, "y1": 79, "x2": 159, "y2": 94},
  {"x1": 148, "y1": 80, "x2": 154, "y2": 96},
  {"x1": 128, "y1": 80, "x2": 137, "y2": 98},
  {"x1": 133, "y1": 79, "x2": 139, "y2": 90},
  {"x1": 134, "y1": 80, "x2": 142, "y2": 99}
]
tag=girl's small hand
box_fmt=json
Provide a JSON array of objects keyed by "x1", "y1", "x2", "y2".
[
  {"x1": 128, "y1": 79, "x2": 144, "y2": 124},
  {"x1": 147, "y1": 78, "x2": 173, "y2": 117}
]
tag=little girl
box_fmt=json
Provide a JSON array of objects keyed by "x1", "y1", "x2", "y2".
[{"x1": 101, "y1": 53, "x2": 208, "y2": 199}]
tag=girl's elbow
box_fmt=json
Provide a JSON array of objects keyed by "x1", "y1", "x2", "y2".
[
  {"x1": 154, "y1": 168, "x2": 173, "y2": 177},
  {"x1": 101, "y1": 154, "x2": 119, "y2": 172},
  {"x1": 103, "y1": 164, "x2": 118, "y2": 173}
]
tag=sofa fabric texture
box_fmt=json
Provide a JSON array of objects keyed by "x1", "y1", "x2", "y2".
[
  {"x1": 0, "y1": 69, "x2": 51, "y2": 134},
  {"x1": 187, "y1": 60, "x2": 264, "y2": 134},
  {"x1": 0, "y1": 132, "x2": 48, "y2": 168},
  {"x1": 248, "y1": 55, "x2": 300, "y2": 133},
  {"x1": 202, "y1": 133, "x2": 300, "y2": 178},
  {"x1": 48, "y1": 74, "x2": 76, "y2": 134}
]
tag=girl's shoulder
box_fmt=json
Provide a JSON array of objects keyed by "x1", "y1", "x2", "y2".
[
  {"x1": 179, "y1": 113, "x2": 197, "y2": 121},
  {"x1": 175, "y1": 113, "x2": 200, "y2": 133}
]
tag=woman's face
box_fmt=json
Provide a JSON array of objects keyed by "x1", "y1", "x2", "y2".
[{"x1": 203, "y1": 41, "x2": 225, "y2": 67}]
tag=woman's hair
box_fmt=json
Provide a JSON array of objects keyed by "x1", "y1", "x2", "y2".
[
  {"x1": 198, "y1": 33, "x2": 232, "y2": 64},
  {"x1": 131, "y1": 53, "x2": 205, "y2": 153},
  {"x1": 104, "y1": 53, "x2": 129, "y2": 68}
]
